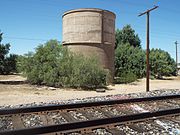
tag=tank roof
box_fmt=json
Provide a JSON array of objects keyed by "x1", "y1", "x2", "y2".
[{"x1": 62, "y1": 8, "x2": 116, "y2": 18}]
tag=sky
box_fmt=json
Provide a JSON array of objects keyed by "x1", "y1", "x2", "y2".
[{"x1": 0, "y1": 0, "x2": 180, "y2": 62}]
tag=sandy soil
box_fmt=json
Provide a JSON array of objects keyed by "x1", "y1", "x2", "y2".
[{"x1": 0, "y1": 75, "x2": 179, "y2": 106}]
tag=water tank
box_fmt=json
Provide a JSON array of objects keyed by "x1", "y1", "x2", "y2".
[{"x1": 62, "y1": 8, "x2": 116, "y2": 82}]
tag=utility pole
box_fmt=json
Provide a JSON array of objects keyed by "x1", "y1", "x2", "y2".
[
  {"x1": 138, "y1": 6, "x2": 158, "y2": 92},
  {"x1": 175, "y1": 41, "x2": 178, "y2": 75}
]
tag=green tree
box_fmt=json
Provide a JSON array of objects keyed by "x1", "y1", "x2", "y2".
[
  {"x1": 115, "y1": 25, "x2": 141, "y2": 48},
  {"x1": 115, "y1": 25, "x2": 176, "y2": 82},
  {"x1": 150, "y1": 48, "x2": 176, "y2": 78},
  {"x1": 115, "y1": 25, "x2": 145, "y2": 83},
  {"x1": 0, "y1": 31, "x2": 16, "y2": 74},
  {"x1": 0, "y1": 43, "x2": 10, "y2": 74},
  {"x1": 4, "y1": 54, "x2": 18, "y2": 73},
  {"x1": 17, "y1": 52, "x2": 34, "y2": 75},
  {"x1": 115, "y1": 44, "x2": 146, "y2": 83}
]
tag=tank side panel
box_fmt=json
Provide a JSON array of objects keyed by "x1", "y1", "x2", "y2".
[
  {"x1": 103, "y1": 11, "x2": 116, "y2": 79},
  {"x1": 103, "y1": 11, "x2": 115, "y2": 45},
  {"x1": 63, "y1": 12, "x2": 102, "y2": 44},
  {"x1": 67, "y1": 45, "x2": 108, "y2": 68}
]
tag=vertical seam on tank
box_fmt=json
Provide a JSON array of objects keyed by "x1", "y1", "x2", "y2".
[{"x1": 101, "y1": 10, "x2": 104, "y2": 44}]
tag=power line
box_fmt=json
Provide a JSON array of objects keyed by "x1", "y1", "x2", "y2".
[
  {"x1": 3, "y1": 36, "x2": 48, "y2": 41},
  {"x1": 136, "y1": 29, "x2": 180, "y2": 39},
  {"x1": 2, "y1": 30, "x2": 180, "y2": 46},
  {"x1": 3, "y1": 36, "x2": 61, "y2": 43}
]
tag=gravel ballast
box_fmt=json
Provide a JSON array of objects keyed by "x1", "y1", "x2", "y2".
[{"x1": 0, "y1": 89, "x2": 180, "y2": 134}]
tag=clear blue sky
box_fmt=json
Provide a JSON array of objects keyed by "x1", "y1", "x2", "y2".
[{"x1": 0, "y1": 0, "x2": 180, "y2": 62}]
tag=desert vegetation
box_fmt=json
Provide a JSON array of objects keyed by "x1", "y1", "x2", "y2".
[{"x1": 17, "y1": 40, "x2": 107, "y2": 89}]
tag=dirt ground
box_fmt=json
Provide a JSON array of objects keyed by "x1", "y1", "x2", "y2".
[{"x1": 0, "y1": 75, "x2": 179, "y2": 106}]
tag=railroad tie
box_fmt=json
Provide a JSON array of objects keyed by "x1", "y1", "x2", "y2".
[
  {"x1": 39, "y1": 114, "x2": 56, "y2": 135},
  {"x1": 160, "y1": 116, "x2": 180, "y2": 124},
  {"x1": 82, "y1": 132, "x2": 96, "y2": 135},
  {"x1": 11, "y1": 114, "x2": 25, "y2": 129},
  {"x1": 76, "y1": 110, "x2": 92, "y2": 120},
  {"x1": 173, "y1": 116, "x2": 180, "y2": 123},
  {"x1": 95, "y1": 108, "x2": 114, "y2": 117},
  {"x1": 107, "y1": 128, "x2": 126, "y2": 135},
  {"x1": 60, "y1": 112, "x2": 79, "y2": 122},
  {"x1": 128, "y1": 124, "x2": 144, "y2": 133},
  {"x1": 40, "y1": 114, "x2": 54, "y2": 125}
]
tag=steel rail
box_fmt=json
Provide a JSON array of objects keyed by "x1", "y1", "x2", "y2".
[
  {"x1": 0, "y1": 95, "x2": 179, "y2": 115},
  {"x1": 0, "y1": 108, "x2": 179, "y2": 135}
]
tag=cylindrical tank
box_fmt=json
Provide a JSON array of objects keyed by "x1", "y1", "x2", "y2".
[{"x1": 62, "y1": 8, "x2": 116, "y2": 82}]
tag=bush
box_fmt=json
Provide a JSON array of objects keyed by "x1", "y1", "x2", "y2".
[
  {"x1": 115, "y1": 44, "x2": 146, "y2": 79},
  {"x1": 59, "y1": 54, "x2": 107, "y2": 88},
  {"x1": 17, "y1": 40, "x2": 107, "y2": 89},
  {"x1": 115, "y1": 71, "x2": 137, "y2": 84}
]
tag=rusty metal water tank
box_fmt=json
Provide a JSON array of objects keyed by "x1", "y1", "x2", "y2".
[{"x1": 62, "y1": 8, "x2": 116, "y2": 82}]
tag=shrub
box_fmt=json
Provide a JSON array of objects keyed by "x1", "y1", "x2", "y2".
[
  {"x1": 115, "y1": 44, "x2": 146, "y2": 79},
  {"x1": 17, "y1": 40, "x2": 107, "y2": 89},
  {"x1": 115, "y1": 71, "x2": 137, "y2": 84}
]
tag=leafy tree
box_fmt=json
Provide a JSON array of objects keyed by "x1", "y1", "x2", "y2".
[
  {"x1": 17, "y1": 40, "x2": 107, "y2": 89},
  {"x1": 115, "y1": 25, "x2": 176, "y2": 82},
  {"x1": 4, "y1": 54, "x2": 18, "y2": 73},
  {"x1": 115, "y1": 25, "x2": 141, "y2": 48},
  {"x1": 0, "y1": 31, "x2": 17, "y2": 74},
  {"x1": 150, "y1": 48, "x2": 176, "y2": 78},
  {"x1": 115, "y1": 25, "x2": 145, "y2": 83},
  {"x1": 0, "y1": 43, "x2": 10, "y2": 74},
  {"x1": 17, "y1": 52, "x2": 34, "y2": 75},
  {"x1": 115, "y1": 44, "x2": 146, "y2": 82}
]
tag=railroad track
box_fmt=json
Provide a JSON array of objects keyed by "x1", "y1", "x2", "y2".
[{"x1": 0, "y1": 95, "x2": 180, "y2": 135}]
